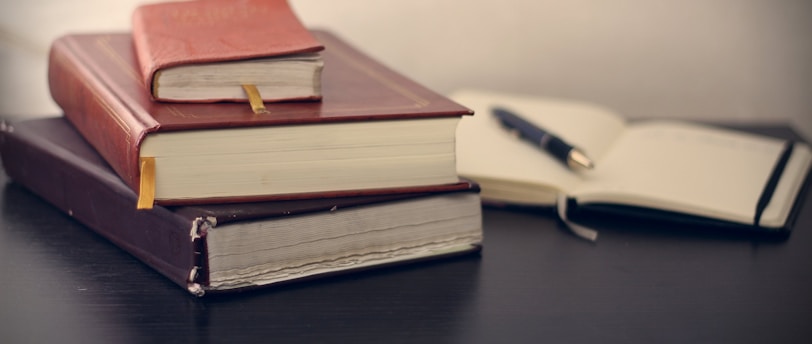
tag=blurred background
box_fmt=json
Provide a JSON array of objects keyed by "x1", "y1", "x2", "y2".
[{"x1": 2, "y1": 0, "x2": 810, "y2": 139}]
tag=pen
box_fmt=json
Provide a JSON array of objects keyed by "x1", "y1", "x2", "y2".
[{"x1": 492, "y1": 106, "x2": 595, "y2": 170}]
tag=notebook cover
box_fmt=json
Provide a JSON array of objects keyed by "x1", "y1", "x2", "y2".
[{"x1": 565, "y1": 167, "x2": 810, "y2": 236}]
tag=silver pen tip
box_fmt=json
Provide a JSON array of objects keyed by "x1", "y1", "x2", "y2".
[{"x1": 568, "y1": 149, "x2": 595, "y2": 170}]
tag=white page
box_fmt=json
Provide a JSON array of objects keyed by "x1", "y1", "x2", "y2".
[
  {"x1": 453, "y1": 89, "x2": 627, "y2": 203},
  {"x1": 571, "y1": 121, "x2": 811, "y2": 226}
]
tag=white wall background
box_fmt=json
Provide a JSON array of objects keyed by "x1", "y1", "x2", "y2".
[{"x1": 2, "y1": 0, "x2": 810, "y2": 139}]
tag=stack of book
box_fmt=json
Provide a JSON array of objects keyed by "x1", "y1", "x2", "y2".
[{"x1": 0, "y1": 0, "x2": 482, "y2": 297}]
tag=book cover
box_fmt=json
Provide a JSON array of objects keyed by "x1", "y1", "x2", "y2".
[
  {"x1": 132, "y1": 0, "x2": 324, "y2": 102},
  {"x1": 48, "y1": 31, "x2": 473, "y2": 206},
  {"x1": 0, "y1": 117, "x2": 483, "y2": 296}
]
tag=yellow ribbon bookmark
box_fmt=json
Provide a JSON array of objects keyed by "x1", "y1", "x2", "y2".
[
  {"x1": 137, "y1": 157, "x2": 156, "y2": 210},
  {"x1": 242, "y1": 84, "x2": 269, "y2": 114}
]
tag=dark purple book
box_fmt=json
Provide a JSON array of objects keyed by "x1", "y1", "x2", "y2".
[{"x1": 0, "y1": 117, "x2": 482, "y2": 296}]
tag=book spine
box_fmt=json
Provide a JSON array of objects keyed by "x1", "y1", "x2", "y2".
[
  {"x1": 0, "y1": 124, "x2": 199, "y2": 295},
  {"x1": 48, "y1": 35, "x2": 153, "y2": 193},
  {"x1": 130, "y1": 8, "x2": 157, "y2": 98}
]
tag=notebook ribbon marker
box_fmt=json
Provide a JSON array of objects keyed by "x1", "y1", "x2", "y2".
[
  {"x1": 242, "y1": 84, "x2": 269, "y2": 114},
  {"x1": 137, "y1": 157, "x2": 156, "y2": 210},
  {"x1": 556, "y1": 195, "x2": 599, "y2": 242}
]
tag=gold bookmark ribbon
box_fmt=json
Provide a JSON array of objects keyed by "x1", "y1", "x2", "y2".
[
  {"x1": 137, "y1": 157, "x2": 156, "y2": 210},
  {"x1": 242, "y1": 84, "x2": 269, "y2": 114}
]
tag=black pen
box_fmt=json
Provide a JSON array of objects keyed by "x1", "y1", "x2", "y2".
[{"x1": 492, "y1": 106, "x2": 594, "y2": 170}]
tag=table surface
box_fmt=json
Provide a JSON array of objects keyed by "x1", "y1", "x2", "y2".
[{"x1": 1, "y1": 125, "x2": 811, "y2": 344}]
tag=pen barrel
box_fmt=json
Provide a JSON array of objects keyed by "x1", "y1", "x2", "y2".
[
  {"x1": 492, "y1": 107, "x2": 574, "y2": 165},
  {"x1": 541, "y1": 135, "x2": 572, "y2": 163}
]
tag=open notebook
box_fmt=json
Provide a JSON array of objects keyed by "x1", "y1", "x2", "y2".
[{"x1": 453, "y1": 89, "x2": 812, "y2": 240}]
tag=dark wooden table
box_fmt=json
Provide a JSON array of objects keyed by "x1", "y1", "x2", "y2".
[{"x1": 1, "y1": 125, "x2": 811, "y2": 344}]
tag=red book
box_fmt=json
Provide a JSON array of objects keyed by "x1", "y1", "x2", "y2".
[
  {"x1": 0, "y1": 117, "x2": 483, "y2": 296},
  {"x1": 132, "y1": 0, "x2": 324, "y2": 102},
  {"x1": 48, "y1": 31, "x2": 473, "y2": 208}
]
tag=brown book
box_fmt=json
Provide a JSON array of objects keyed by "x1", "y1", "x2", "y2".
[
  {"x1": 48, "y1": 31, "x2": 473, "y2": 208},
  {"x1": 132, "y1": 0, "x2": 324, "y2": 102},
  {"x1": 0, "y1": 117, "x2": 483, "y2": 297}
]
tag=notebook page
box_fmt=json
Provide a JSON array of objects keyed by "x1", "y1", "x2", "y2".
[
  {"x1": 570, "y1": 121, "x2": 810, "y2": 226},
  {"x1": 453, "y1": 89, "x2": 627, "y2": 204}
]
